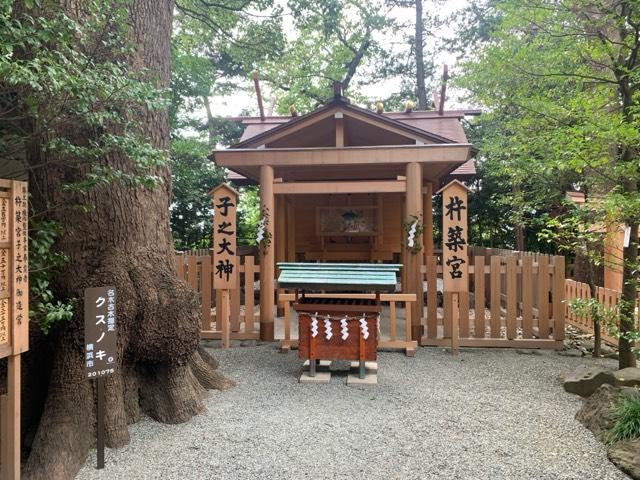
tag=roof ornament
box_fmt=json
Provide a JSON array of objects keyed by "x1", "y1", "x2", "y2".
[
  {"x1": 405, "y1": 100, "x2": 415, "y2": 113},
  {"x1": 375, "y1": 98, "x2": 384, "y2": 114}
]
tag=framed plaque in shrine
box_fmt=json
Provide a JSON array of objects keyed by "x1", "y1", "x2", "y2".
[
  {"x1": 0, "y1": 179, "x2": 29, "y2": 358},
  {"x1": 437, "y1": 180, "x2": 470, "y2": 293}
]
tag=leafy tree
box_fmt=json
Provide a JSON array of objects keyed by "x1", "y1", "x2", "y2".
[
  {"x1": 170, "y1": 138, "x2": 225, "y2": 250},
  {"x1": 458, "y1": 0, "x2": 640, "y2": 368},
  {"x1": 172, "y1": 0, "x2": 284, "y2": 136},
  {"x1": 2, "y1": 1, "x2": 231, "y2": 477},
  {"x1": 262, "y1": 0, "x2": 394, "y2": 112}
]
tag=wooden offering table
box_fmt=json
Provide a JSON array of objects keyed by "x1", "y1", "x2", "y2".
[{"x1": 277, "y1": 263, "x2": 400, "y2": 379}]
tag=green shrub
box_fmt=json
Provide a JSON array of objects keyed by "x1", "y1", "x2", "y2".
[{"x1": 608, "y1": 391, "x2": 640, "y2": 444}]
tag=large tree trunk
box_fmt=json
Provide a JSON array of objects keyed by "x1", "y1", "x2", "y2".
[{"x1": 23, "y1": 1, "x2": 232, "y2": 479}]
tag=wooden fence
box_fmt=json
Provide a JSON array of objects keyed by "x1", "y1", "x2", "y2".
[
  {"x1": 564, "y1": 279, "x2": 639, "y2": 346},
  {"x1": 175, "y1": 252, "x2": 260, "y2": 345},
  {"x1": 278, "y1": 293, "x2": 418, "y2": 356},
  {"x1": 421, "y1": 253, "x2": 565, "y2": 349}
]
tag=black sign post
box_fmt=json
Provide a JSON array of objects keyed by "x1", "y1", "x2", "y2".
[{"x1": 84, "y1": 286, "x2": 117, "y2": 470}]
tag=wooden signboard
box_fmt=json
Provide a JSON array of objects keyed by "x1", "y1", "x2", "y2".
[
  {"x1": 438, "y1": 180, "x2": 470, "y2": 292},
  {"x1": 0, "y1": 179, "x2": 28, "y2": 480},
  {"x1": 211, "y1": 184, "x2": 238, "y2": 290},
  {"x1": 84, "y1": 287, "x2": 117, "y2": 378},
  {"x1": 84, "y1": 286, "x2": 117, "y2": 470},
  {"x1": 0, "y1": 180, "x2": 28, "y2": 358}
]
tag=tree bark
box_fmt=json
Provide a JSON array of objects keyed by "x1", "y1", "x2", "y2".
[
  {"x1": 415, "y1": 0, "x2": 428, "y2": 110},
  {"x1": 23, "y1": 1, "x2": 233, "y2": 478},
  {"x1": 203, "y1": 95, "x2": 216, "y2": 147}
]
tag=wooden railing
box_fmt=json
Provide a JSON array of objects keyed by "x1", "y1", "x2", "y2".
[
  {"x1": 422, "y1": 253, "x2": 565, "y2": 349},
  {"x1": 175, "y1": 253, "x2": 260, "y2": 346},
  {"x1": 564, "y1": 278, "x2": 639, "y2": 347},
  {"x1": 278, "y1": 293, "x2": 418, "y2": 356}
]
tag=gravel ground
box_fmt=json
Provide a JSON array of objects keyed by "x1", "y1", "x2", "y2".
[{"x1": 76, "y1": 346, "x2": 629, "y2": 480}]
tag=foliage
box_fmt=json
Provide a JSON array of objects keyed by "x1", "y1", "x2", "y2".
[
  {"x1": 262, "y1": 0, "x2": 394, "y2": 113},
  {"x1": 1, "y1": 1, "x2": 172, "y2": 332},
  {"x1": 1, "y1": 0, "x2": 169, "y2": 190},
  {"x1": 172, "y1": 0, "x2": 284, "y2": 132},
  {"x1": 608, "y1": 392, "x2": 640, "y2": 444},
  {"x1": 237, "y1": 187, "x2": 260, "y2": 246},
  {"x1": 170, "y1": 137, "x2": 226, "y2": 251},
  {"x1": 457, "y1": 0, "x2": 640, "y2": 366},
  {"x1": 29, "y1": 220, "x2": 74, "y2": 334}
]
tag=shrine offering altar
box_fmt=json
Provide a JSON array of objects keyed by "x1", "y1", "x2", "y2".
[{"x1": 277, "y1": 263, "x2": 400, "y2": 379}]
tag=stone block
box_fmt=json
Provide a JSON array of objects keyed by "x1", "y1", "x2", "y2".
[
  {"x1": 299, "y1": 371, "x2": 331, "y2": 384},
  {"x1": 347, "y1": 372, "x2": 377, "y2": 386},
  {"x1": 563, "y1": 365, "x2": 616, "y2": 397},
  {"x1": 614, "y1": 367, "x2": 640, "y2": 388},
  {"x1": 349, "y1": 361, "x2": 378, "y2": 372}
]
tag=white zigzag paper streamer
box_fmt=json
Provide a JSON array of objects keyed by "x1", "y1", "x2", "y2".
[
  {"x1": 407, "y1": 220, "x2": 417, "y2": 248},
  {"x1": 311, "y1": 312, "x2": 319, "y2": 338},
  {"x1": 340, "y1": 317, "x2": 349, "y2": 340},
  {"x1": 359, "y1": 314, "x2": 369, "y2": 340},
  {"x1": 377, "y1": 314, "x2": 381, "y2": 333},
  {"x1": 324, "y1": 316, "x2": 333, "y2": 340},
  {"x1": 256, "y1": 217, "x2": 266, "y2": 243}
]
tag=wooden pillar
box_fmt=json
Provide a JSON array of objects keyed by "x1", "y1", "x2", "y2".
[
  {"x1": 4, "y1": 355, "x2": 20, "y2": 480},
  {"x1": 406, "y1": 162, "x2": 424, "y2": 341},
  {"x1": 275, "y1": 195, "x2": 286, "y2": 316},
  {"x1": 286, "y1": 198, "x2": 296, "y2": 262},
  {"x1": 335, "y1": 112, "x2": 345, "y2": 147},
  {"x1": 423, "y1": 182, "x2": 434, "y2": 261},
  {"x1": 604, "y1": 224, "x2": 624, "y2": 291},
  {"x1": 260, "y1": 165, "x2": 275, "y2": 341}
]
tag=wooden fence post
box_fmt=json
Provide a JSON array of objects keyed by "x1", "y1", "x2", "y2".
[{"x1": 553, "y1": 256, "x2": 565, "y2": 343}]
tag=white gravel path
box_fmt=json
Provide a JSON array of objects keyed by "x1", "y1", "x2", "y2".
[{"x1": 76, "y1": 346, "x2": 630, "y2": 480}]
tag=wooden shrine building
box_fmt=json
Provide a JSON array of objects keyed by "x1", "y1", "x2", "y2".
[{"x1": 213, "y1": 88, "x2": 478, "y2": 342}]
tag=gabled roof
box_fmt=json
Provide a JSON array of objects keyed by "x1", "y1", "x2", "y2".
[{"x1": 231, "y1": 97, "x2": 465, "y2": 149}]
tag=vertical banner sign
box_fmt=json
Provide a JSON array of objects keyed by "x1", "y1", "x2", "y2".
[
  {"x1": 211, "y1": 184, "x2": 238, "y2": 290},
  {"x1": 85, "y1": 287, "x2": 117, "y2": 378},
  {"x1": 11, "y1": 181, "x2": 28, "y2": 354},
  {"x1": 438, "y1": 180, "x2": 470, "y2": 292}
]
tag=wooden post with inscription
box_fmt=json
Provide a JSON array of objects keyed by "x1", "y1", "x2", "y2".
[
  {"x1": 437, "y1": 180, "x2": 470, "y2": 355},
  {"x1": 0, "y1": 179, "x2": 28, "y2": 480},
  {"x1": 211, "y1": 184, "x2": 239, "y2": 349},
  {"x1": 84, "y1": 287, "x2": 117, "y2": 469}
]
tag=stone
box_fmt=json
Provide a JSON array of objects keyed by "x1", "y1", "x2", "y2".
[
  {"x1": 580, "y1": 339, "x2": 595, "y2": 351},
  {"x1": 349, "y1": 361, "x2": 378, "y2": 372},
  {"x1": 299, "y1": 371, "x2": 331, "y2": 384},
  {"x1": 608, "y1": 439, "x2": 640, "y2": 480},
  {"x1": 575, "y1": 384, "x2": 620, "y2": 441},
  {"x1": 557, "y1": 349, "x2": 583, "y2": 357},
  {"x1": 614, "y1": 367, "x2": 640, "y2": 388},
  {"x1": 563, "y1": 365, "x2": 616, "y2": 397},
  {"x1": 516, "y1": 349, "x2": 541, "y2": 355},
  {"x1": 600, "y1": 344, "x2": 616, "y2": 356},
  {"x1": 346, "y1": 372, "x2": 377, "y2": 386}
]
